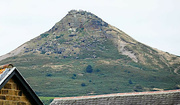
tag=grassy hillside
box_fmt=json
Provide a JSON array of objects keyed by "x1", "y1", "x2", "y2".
[
  {"x1": 1, "y1": 53, "x2": 180, "y2": 97},
  {"x1": 39, "y1": 97, "x2": 54, "y2": 105}
]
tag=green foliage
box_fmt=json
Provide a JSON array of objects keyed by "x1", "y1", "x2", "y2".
[
  {"x1": 0, "y1": 54, "x2": 180, "y2": 97},
  {"x1": 56, "y1": 34, "x2": 64, "y2": 39},
  {"x1": 73, "y1": 74, "x2": 76, "y2": 77},
  {"x1": 46, "y1": 73, "x2": 52, "y2": 77},
  {"x1": 133, "y1": 84, "x2": 143, "y2": 92},
  {"x1": 81, "y1": 83, "x2": 86, "y2": 87},
  {"x1": 129, "y1": 80, "x2": 133, "y2": 84},
  {"x1": 76, "y1": 27, "x2": 84, "y2": 32},
  {"x1": 96, "y1": 69, "x2": 100, "y2": 72},
  {"x1": 58, "y1": 38, "x2": 66, "y2": 44},
  {"x1": 41, "y1": 34, "x2": 49, "y2": 38},
  {"x1": 71, "y1": 74, "x2": 77, "y2": 79},
  {"x1": 40, "y1": 51, "x2": 46, "y2": 54},
  {"x1": 39, "y1": 97, "x2": 54, "y2": 105},
  {"x1": 60, "y1": 34, "x2": 64, "y2": 36},
  {"x1": 55, "y1": 36, "x2": 61, "y2": 39},
  {"x1": 86, "y1": 65, "x2": 93, "y2": 73}
]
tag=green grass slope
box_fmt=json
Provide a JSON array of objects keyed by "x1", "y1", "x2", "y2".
[{"x1": 1, "y1": 51, "x2": 180, "y2": 97}]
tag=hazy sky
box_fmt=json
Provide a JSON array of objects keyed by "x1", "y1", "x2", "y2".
[{"x1": 1, "y1": 0, "x2": 180, "y2": 56}]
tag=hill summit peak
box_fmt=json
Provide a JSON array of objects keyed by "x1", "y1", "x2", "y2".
[
  {"x1": 67, "y1": 9, "x2": 98, "y2": 18},
  {"x1": 68, "y1": 9, "x2": 89, "y2": 14},
  {"x1": 48, "y1": 9, "x2": 109, "y2": 32}
]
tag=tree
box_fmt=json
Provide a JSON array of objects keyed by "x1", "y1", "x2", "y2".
[
  {"x1": 81, "y1": 83, "x2": 86, "y2": 87},
  {"x1": 134, "y1": 84, "x2": 143, "y2": 92},
  {"x1": 128, "y1": 80, "x2": 133, "y2": 84},
  {"x1": 46, "y1": 73, "x2": 52, "y2": 77},
  {"x1": 86, "y1": 65, "x2": 93, "y2": 73}
]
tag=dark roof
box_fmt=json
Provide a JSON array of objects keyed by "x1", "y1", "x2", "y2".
[
  {"x1": 0, "y1": 64, "x2": 44, "y2": 105},
  {"x1": 51, "y1": 89, "x2": 180, "y2": 105}
]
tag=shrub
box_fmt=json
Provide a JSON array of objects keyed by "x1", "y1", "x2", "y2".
[
  {"x1": 71, "y1": 77, "x2": 76, "y2": 79},
  {"x1": 81, "y1": 83, "x2": 86, "y2": 87},
  {"x1": 73, "y1": 74, "x2": 77, "y2": 77},
  {"x1": 56, "y1": 36, "x2": 61, "y2": 39},
  {"x1": 58, "y1": 38, "x2": 66, "y2": 44},
  {"x1": 86, "y1": 65, "x2": 93, "y2": 73},
  {"x1": 96, "y1": 69, "x2": 100, "y2": 72},
  {"x1": 134, "y1": 84, "x2": 143, "y2": 92},
  {"x1": 41, "y1": 51, "x2": 46, "y2": 54},
  {"x1": 41, "y1": 34, "x2": 49, "y2": 38},
  {"x1": 128, "y1": 80, "x2": 133, "y2": 84},
  {"x1": 71, "y1": 74, "x2": 77, "y2": 79},
  {"x1": 46, "y1": 73, "x2": 52, "y2": 77}
]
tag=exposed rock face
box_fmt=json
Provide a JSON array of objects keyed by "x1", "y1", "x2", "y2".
[{"x1": 0, "y1": 44, "x2": 27, "y2": 61}]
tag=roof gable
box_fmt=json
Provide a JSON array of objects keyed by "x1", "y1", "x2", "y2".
[{"x1": 0, "y1": 64, "x2": 43, "y2": 105}]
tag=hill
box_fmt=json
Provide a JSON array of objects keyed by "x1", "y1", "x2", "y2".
[{"x1": 0, "y1": 10, "x2": 180, "y2": 97}]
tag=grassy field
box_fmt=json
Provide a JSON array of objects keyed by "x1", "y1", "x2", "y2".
[{"x1": 39, "y1": 97, "x2": 55, "y2": 105}]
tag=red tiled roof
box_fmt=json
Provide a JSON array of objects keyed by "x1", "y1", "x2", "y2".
[
  {"x1": 0, "y1": 64, "x2": 13, "y2": 74},
  {"x1": 0, "y1": 64, "x2": 13, "y2": 70}
]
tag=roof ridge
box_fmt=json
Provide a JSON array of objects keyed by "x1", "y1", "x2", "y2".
[{"x1": 54, "y1": 89, "x2": 180, "y2": 100}]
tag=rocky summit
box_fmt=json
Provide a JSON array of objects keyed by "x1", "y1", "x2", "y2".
[{"x1": 0, "y1": 10, "x2": 180, "y2": 98}]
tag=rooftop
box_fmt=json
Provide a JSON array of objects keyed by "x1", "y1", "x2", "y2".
[{"x1": 54, "y1": 89, "x2": 180, "y2": 101}]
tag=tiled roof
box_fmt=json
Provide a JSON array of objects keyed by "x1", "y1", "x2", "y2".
[
  {"x1": 0, "y1": 64, "x2": 13, "y2": 74},
  {"x1": 54, "y1": 89, "x2": 180, "y2": 100},
  {"x1": 0, "y1": 64, "x2": 13, "y2": 70},
  {"x1": 51, "y1": 89, "x2": 180, "y2": 105}
]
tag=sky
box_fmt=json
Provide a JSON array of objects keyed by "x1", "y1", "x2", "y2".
[{"x1": 0, "y1": 0, "x2": 180, "y2": 56}]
